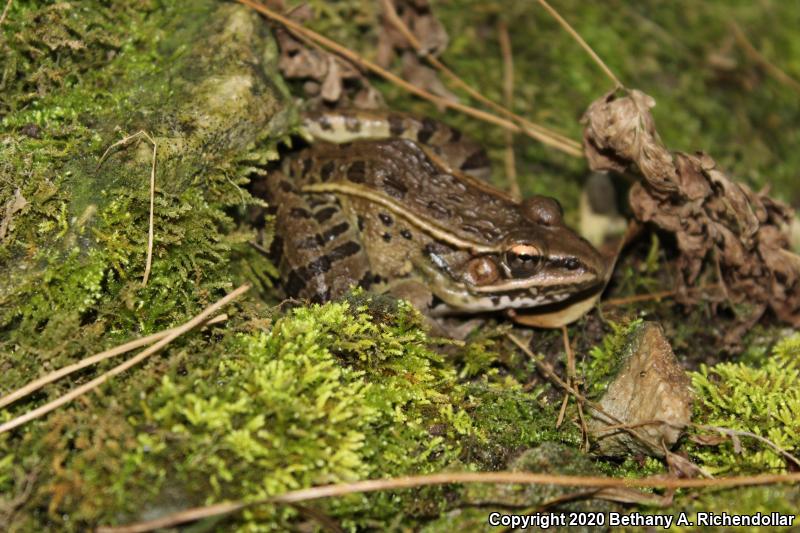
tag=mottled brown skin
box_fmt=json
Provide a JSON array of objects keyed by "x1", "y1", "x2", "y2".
[{"x1": 263, "y1": 111, "x2": 607, "y2": 324}]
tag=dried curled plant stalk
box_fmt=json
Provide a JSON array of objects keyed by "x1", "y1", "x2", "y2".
[{"x1": 582, "y1": 89, "x2": 800, "y2": 340}]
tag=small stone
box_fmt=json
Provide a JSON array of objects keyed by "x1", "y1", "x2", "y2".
[{"x1": 587, "y1": 321, "x2": 692, "y2": 458}]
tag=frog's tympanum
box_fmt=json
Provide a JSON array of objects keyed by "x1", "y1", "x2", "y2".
[{"x1": 262, "y1": 110, "x2": 608, "y2": 328}]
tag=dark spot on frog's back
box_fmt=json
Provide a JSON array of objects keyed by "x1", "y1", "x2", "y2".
[
  {"x1": 321, "y1": 222, "x2": 350, "y2": 242},
  {"x1": 427, "y1": 200, "x2": 451, "y2": 219},
  {"x1": 290, "y1": 207, "x2": 312, "y2": 219},
  {"x1": 301, "y1": 157, "x2": 313, "y2": 174},
  {"x1": 382, "y1": 173, "x2": 408, "y2": 199},
  {"x1": 328, "y1": 241, "x2": 361, "y2": 261},
  {"x1": 313, "y1": 206, "x2": 337, "y2": 223},
  {"x1": 379, "y1": 213, "x2": 393, "y2": 226},
  {"x1": 400, "y1": 229, "x2": 412, "y2": 240},
  {"x1": 448, "y1": 128, "x2": 462, "y2": 142},
  {"x1": 321, "y1": 161, "x2": 335, "y2": 181},
  {"x1": 417, "y1": 117, "x2": 437, "y2": 144},
  {"x1": 461, "y1": 150, "x2": 490, "y2": 172},
  {"x1": 460, "y1": 223, "x2": 481, "y2": 235},
  {"x1": 305, "y1": 255, "x2": 332, "y2": 276},
  {"x1": 382, "y1": 232, "x2": 392, "y2": 242},
  {"x1": 347, "y1": 160, "x2": 366, "y2": 183}
]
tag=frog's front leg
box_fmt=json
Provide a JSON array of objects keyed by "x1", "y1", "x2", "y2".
[{"x1": 265, "y1": 171, "x2": 371, "y2": 302}]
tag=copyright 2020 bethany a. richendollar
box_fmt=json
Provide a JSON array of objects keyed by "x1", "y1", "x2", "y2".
[{"x1": 486, "y1": 511, "x2": 797, "y2": 529}]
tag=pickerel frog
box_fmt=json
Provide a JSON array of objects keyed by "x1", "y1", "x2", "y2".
[{"x1": 261, "y1": 110, "x2": 608, "y2": 327}]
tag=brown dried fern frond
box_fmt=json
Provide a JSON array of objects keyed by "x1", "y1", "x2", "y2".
[{"x1": 583, "y1": 89, "x2": 800, "y2": 343}]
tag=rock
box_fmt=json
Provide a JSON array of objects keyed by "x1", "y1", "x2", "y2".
[{"x1": 587, "y1": 322, "x2": 692, "y2": 457}]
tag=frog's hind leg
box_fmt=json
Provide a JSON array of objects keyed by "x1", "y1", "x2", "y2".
[
  {"x1": 265, "y1": 171, "x2": 371, "y2": 302},
  {"x1": 302, "y1": 109, "x2": 492, "y2": 181}
]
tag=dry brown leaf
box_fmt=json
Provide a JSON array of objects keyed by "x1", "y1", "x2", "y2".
[
  {"x1": 377, "y1": 0, "x2": 449, "y2": 67},
  {"x1": 273, "y1": 0, "x2": 451, "y2": 109},
  {"x1": 400, "y1": 53, "x2": 458, "y2": 103},
  {"x1": 582, "y1": 89, "x2": 800, "y2": 344},
  {"x1": 689, "y1": 433, "x2": 728, "y2": 446},
  {"x1": 665, "y1": 449, "x2": 709, "y2": 479},
  {"x1": 274, "y1": 23, "x2": 383, "y2": 108}
]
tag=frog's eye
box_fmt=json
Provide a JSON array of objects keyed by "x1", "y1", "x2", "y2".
[
  {"x1": 465, "y1": 257, "x2": 500, "y2": 286},
  {"x1": 504, "y1": 244, "x2": 544, "y2": 276}
]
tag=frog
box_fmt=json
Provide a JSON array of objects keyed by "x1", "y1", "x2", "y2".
[{"x1": 259, "y1": 109, "x2": 609, "y2": 328}]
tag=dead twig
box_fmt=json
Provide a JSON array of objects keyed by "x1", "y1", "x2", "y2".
[
  {"x1": 98, "y1": 131, "x2": 158, "y2": 286},
  {"x1": 555, "y1": 326, "x2": 572, "y2": 428},
  {"x1": 0, "y1": 467, "x2": 38, "y2": 525},
  {"x1": 0, "y1": 315, "x2": 227, "y2": 409},
  {"x1": 98, "y1": 470, "x2": 800, "y2": 532},
  {"x1": 236, "y1": 0, "x2": 583, "y2": 158},
  {"x1": 601, "y1": 284, "x2": 722, "y2": 308},
  {"x1": 556, "y1": 326, "x2": 589, "y2": 450},
  {"x1": 536, "y1": 0, "x2": 623, "y2": 88},
  {"x1": 0, "y1": 285, "x2": 249, "y2": 435},
  {"x1": 695, "y1": 425, "x2": 800, "y2": 470},
  {"x1": 507, "y1": 333, "x2": 659, "y2": 449},
  {"x1": 380, "y1": 0, "x2": 581, "y2": 158}
]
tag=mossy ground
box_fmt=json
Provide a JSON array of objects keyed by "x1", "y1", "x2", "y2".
[{"x1": 1, "y1": 0, "x2": 799, "y2": 531}]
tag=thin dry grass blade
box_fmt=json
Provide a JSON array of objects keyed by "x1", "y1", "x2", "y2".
[
  {"x1": 0, "y1": 286, "x2": 249, "y2": 435},
  {"x1": 536, "y1": 0, "x2": 622, "y2": 88},
  {"x1": 0, "y1": 314, "x2": 227, "y2": 409},
  {"x1": 380, "y1": 0, "x2": 582, "y2": 157},
  {"x1": 99, "y1": 470, "x2": 800, "y2": 532},
  {"x1": 236, "y1": 0, "x2": 583, "y2": 158}
]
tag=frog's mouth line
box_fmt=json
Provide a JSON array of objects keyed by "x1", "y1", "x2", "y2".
[
  {"x1": 429, "y1": 284, "x2": 601, "y2": 314},
  {"x1": 426, "y1": 270, "x2": 604, "y2": 314},
  {"x1": 469, "y1": 270, "x2": 599, "y2": 293}
]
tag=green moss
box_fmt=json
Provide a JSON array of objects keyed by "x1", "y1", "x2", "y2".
[
  {"x1": 0, "y1": 0, "x2": 293, "y2": 365},
  {"x1": 667, "y1": 486, "x2": 800, "y2": 532},
  {"x1": 688, "y1": 334, "x2": 800, "y2": 474},
  {"x1": 72, "y1": 297, "x2": 472, "y2": 530}
]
